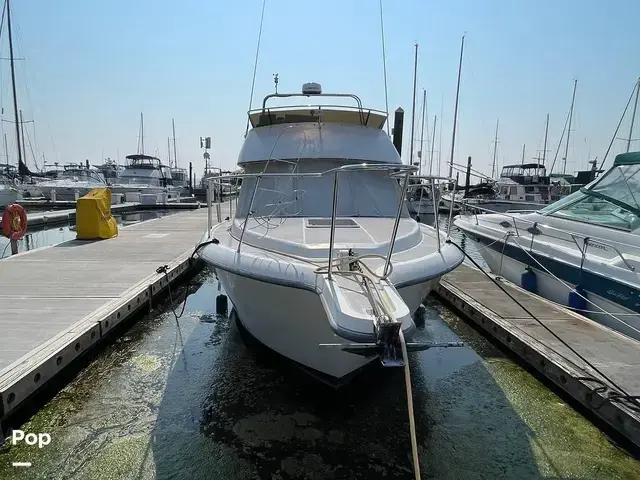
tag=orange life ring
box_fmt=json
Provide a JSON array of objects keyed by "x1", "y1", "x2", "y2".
[{"x1": 2, "y1": 203, "x2": 28, "y2": 241}]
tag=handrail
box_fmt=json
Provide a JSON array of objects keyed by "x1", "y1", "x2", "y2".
[
  {"x1": 261, "y1": 93, "x2": 364, "y2": 112},
  {"x1": 205, "y1": 163, "x2": 462, "y2": 271},
  {"x1": 460, "y1": 203, "x2": 638, "y2": 271}
]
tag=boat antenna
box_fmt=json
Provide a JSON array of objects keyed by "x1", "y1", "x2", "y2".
[
  {"x1": 599, "y1": 77, "x2": 639, "y2": 170},
  {"x1": 541, "y1": 113, "x2": 549, "y2": 171},
  {"x1": 6, "y1": 0, "x2": 23, "y2": 170},
  {"x1": 379, "y1": 0, "x2": 390, "y2": 135},
  {"x1": 490, "y1": 118, "x2": 499, "y2": 178},
  {"x1": 244, "y1": 0, "x2": 267, "y2": 138},
  {"x1": 408, "y1": 43, "x2": 418, "y2": 167},
  {"x1": 418, "y1": 89, "x2": 426, "y2": 176},
  {"x1": 273, "y1": 73, "x2": 278, "y2": 93},
  {"x1": 172, "y1": 118, "x2": 178, "y2": 168},
  {"x1": 561, "y1": 79, "x2": 577, "y2": 174},
  {"x1": 625, "y1": 77, "x2": 639, "y2": 153},
  {"x1": 448, "y1": 33, "x2": 465, "y2": 178}
]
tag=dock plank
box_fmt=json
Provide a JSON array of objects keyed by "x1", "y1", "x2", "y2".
[
  {"x1": 436, "y1": 263, "x2": 640, "y2": 450},
  {"x1": 0, "y1": 208, "x2": 215, "y2": 420}
]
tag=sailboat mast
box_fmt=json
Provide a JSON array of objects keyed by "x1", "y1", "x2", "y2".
[
  {"x1": 448, "y1": 34, "x2": 465, "y2": 178},
  {"x1": 172, "y1": 118, "x2": 178, "y2": 168},
  {"x1": 167, "y1": 137, "x2": 171, "y2": 164},
  {"x1": 19, "y1": 110, "x2": 27, "y2": 165},
  {"x1": 408, "y1": 43, "x2": 418, "y2": 167},
  {"x1": 418, "y1": 89, "x2": 426, "y2": 176},
  {"x1": 626, "y1": 78, "x2": 640, "y2": 153},
  {"x1": 3, "y1": 134, "x2": 8, "y2": 163},
  {"x1": 429, "y1": 115, "x2": 437, "y2": 175},
  {"x1": 140, "y1": 112, "x2": 145, "y2": 155},
  {"x1": 491, "y1": 118, "x2": 499, "y2": 178},
  {"x1": 6, "y1": 0, "x2": 23, "y2": 169},
  {"x1": 521, "y1": 144, "x2": 526, "y2": 163},
  {"x1": 562, "y1": 80, "x2": 577, "y2": 174},
  {"x1": 541, "y1": 113, "x2": 549, "y2": 172}
]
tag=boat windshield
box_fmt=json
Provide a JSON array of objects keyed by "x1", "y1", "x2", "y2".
[{"x1": 540, "y1": 160, "x2": 640, "y2": 231}]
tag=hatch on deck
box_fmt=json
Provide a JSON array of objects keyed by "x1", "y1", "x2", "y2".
[{"x1": 306, "y1": 218, "x2": 359, "y2": 228}]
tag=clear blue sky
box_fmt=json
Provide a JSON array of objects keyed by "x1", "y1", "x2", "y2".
[{"x1": 1, "y1": 0, "x2": 639, "y2": 180}]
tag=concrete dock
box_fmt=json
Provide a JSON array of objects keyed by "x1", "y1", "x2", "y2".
[
  {"x1": 435, "y1": 263, "x2": 640, "y2": 450},
  {"x1": 0, "y1": 208, "x2": 214, "y2": 425}
]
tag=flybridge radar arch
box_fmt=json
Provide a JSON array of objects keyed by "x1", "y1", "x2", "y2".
[{"x1": 248, "y1": 82, "x2": 388, "y2": 130}]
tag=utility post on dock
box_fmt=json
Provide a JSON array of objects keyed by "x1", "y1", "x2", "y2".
[{"x1": 464, "y1": 156, "x2": 472, "y2": 197}]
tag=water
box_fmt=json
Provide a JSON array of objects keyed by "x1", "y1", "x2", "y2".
[
  {"x1": 0, "y1": 210, "x2": 178, "y2": 259},
  {"x1": 1, "y1": 268, "x2": 637, "y2": 479},
  {"x1": 419, "y1": 212, "x2": 488, "y2": 269}
]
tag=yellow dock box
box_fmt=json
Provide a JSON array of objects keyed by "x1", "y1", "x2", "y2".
[{"x1": 75, "y1": 188, "x2": 118, "y2": 240}]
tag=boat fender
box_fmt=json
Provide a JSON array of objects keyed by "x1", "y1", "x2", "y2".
[
  {"x1": 216, "y1": 294, "x2": 228, "y2": 316},
  {"x1": 1, "y1": 203, "x2": 28, "y2": 241},
  {"x1": 568, "y1": 286, "x2": 587, "y2": 312},
  {"x1": 520, "y1": 267, "x2": 537, "y2": 293}
]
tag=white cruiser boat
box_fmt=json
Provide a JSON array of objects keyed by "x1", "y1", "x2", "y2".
[
  {"x1": 455, "y1": 151, "x2": 640, "y2": 341},
  {"x1": 196, "y1": 83, "x2": 464, "y2": 385},
  {"x1": 36, "y1": 163, "x2": 108, "y2": 201},
  {"x1": 110, "y1": 154, "x2": 179, "y2": 198}
]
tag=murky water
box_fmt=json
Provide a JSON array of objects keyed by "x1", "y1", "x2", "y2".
[
  {"x1": 0, "y1": 210, "x2": 178, "y2": 259},
  {"x1": 1, "y1": 268, "x2": 637, "y2": 479}
]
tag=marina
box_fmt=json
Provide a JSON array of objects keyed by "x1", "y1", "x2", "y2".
[{"x1": 0, "y1": 0, "x2": 638, "y2": 477}]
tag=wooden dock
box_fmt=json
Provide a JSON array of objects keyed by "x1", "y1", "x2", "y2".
[
  {"x1": 0, "y1": 208, "x2": 215, "y2": 424},
  {"x1": 25, "y1": 201, "x2": 203, "y2": 228},
  {"x1": 435, "y1": 264, "x2": 640, "y2": 450}
]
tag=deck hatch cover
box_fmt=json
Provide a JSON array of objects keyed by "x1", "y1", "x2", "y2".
[{"x1": 305, "y1": 218, "x2": 359, "y2": 228}]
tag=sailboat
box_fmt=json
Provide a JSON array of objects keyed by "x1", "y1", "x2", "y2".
[{"x1": 196, "y1": 82, "x2": 464, "y2": 385}]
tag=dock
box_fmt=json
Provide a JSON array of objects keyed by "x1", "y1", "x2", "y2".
[
  {"x1": 24, "y1": 201, "x2": 203, "y2": 228},
  {"x1": 0, "y1": 207, "x2": 216, "y2": 425},
  {"x1": 435, "y1": 264, "x2": 640, "y2": 450}
]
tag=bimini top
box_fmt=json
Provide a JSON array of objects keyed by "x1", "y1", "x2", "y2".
[
  {"x1": 125, "y1": 154, "x2": 162, "y2": 168},
  {"x1": 239, "y1": 83, "x2": 399, "y2": 166}
]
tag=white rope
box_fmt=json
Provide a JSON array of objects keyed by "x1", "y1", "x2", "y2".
[{"x1": 399, "y1": 329, "x2": 420, "y2": 480}]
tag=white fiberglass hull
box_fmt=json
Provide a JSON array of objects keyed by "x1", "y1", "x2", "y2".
[
  {"x1": 470, "y1": 239, "x2": 640, "y2": 340},
  {"x1": 217, "y1": 269, "x2": 438, "y2": 382},
  {"x1": 39, "y1": 185, "x2": 98, "y2": 201},
  {"x1": 110, "y1": 185, "x2": 180, "y2": 198}
]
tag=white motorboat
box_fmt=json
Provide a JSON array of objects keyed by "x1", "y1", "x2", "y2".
[
  {"x1": 0, "y1": 179, "x2": 18, "y2": 207},
  {"x1": 36, "y1": 163, "x2": 108, "y2": 201},
  {"x1": 196, "y1": 83, "x2": 464, "y2": 385},
  {"x1": 454, "y1": 151, "x2": 640, "y2": 341},
  {"x1": 110, "y1": 154, "x2": 179, "y2": 199}
]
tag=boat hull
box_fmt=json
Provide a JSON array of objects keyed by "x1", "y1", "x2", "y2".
[
  {"x1": 466, "y1": 235, "x2": 640, "y2": 341},
  {"x1": 39, "y1": 186, "x2": 95, "y2": 201},
  {"x1": 216, "y1": 268, "x2": 437, "y2": 383}
]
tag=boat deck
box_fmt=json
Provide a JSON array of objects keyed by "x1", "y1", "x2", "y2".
[
  {"x1": 435, "y1": 264, "x2": 640, "y2": 450},
  {"x1": 0, "y1": 208, "x2": 214, "y2": 422}
]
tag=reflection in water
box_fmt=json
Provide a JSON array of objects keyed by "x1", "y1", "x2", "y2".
[
  {"x1": 1, "y1": 269, "x2": 638, "y2": 479},
  {"x1": 0, "y1": 210, "x2": 178, "y2": 259},
  {"x1": 417, "y1": 213, "x2": 488, "y2": 269}
]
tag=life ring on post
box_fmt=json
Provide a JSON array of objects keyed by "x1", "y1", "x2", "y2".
[{"x1": 2, "y1": 203, "x2": 28, "y2": 241}]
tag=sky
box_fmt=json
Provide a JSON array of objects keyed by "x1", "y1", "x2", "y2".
[{"x1": 1, "y1": 0, "x2": 639, "y2": 182}]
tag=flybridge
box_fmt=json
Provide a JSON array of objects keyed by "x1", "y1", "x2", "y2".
[{"x1": 247, "y1": 82, "x2": 388, "y2": 130}]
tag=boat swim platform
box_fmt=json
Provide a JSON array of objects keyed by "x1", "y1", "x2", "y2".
[
  {"x1": 435, "y1": 264, "x2": 640, "y2": 451},
  {"x1": 0, "y1": 207, "x2": 220, "y2": 426}
]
